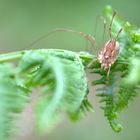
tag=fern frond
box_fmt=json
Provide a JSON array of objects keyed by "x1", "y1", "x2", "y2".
[
  {"x1": 90, "y1": 6, "x2": 140, "y2": 132},
  {"x1": 0, "y1": 6, "x2": 139, "y2": 137},
  {"x1": 18, "y1": 51, "x2": 93, "y2": 132},
  {"x1": 0, "y1": 63, "x2": 28, "y2": 140}
]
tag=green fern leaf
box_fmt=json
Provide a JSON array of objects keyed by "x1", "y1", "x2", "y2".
[
  {"x1": 0, "y1": 63, "x2": 28, "y2": 140},
  {"x1": 90, "y1": 6, "x2": 140, "y2": 132},
  {"x1": 18, "y1": 51, "x2": 93, "y2": 132}
]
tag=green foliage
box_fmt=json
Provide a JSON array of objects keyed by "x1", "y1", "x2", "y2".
[
  {"x1": 90, "y1": 5, "x2": 140, "y2": 132},
  {"x1": 0, "y1": 5, "x2": 140, "y2": 140},
  {"x1": 18, "y1": 51, "x2": 93, "y2": 131},
  {"x1": 0, "y1": 63, "x2": 28, "y2": 140},
  {"x1": 0, "y1": 49, "x2": 93, "y2": 139}
]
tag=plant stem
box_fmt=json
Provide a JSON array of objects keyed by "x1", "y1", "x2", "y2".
[
  {"x1": 0, "y1": 49, "x2": 94, "y2": 63},
  {"x1": 0, "y1": 51, "x2": 25, "y2": 63}
]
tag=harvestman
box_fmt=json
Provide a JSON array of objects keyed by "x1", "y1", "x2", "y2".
[{"x1": 26, "y1": 11, "x2": 123, "y2": 81}]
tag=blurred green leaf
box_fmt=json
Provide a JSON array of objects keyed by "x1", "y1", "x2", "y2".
[
  {"x1": 18, "y1": 51, "x2": 93, "y2": 132},
  {"x1": 0, "y1": 63, "x2": 28, "y2": 140}
]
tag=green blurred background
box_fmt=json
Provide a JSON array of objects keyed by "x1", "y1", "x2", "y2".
[{"x1": 1, "y1": 0, "x2": 139, "y2": 140}]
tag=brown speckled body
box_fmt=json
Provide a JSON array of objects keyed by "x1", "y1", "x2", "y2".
[{"x1": 98, "y1": 40, "x2": 119, "y2": 69}]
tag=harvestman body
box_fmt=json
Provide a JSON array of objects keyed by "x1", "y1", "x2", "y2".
[{"x1": 97, "y1": 12, "x2": 123, "y2": 79}]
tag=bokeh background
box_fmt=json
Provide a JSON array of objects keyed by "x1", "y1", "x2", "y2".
[{"x1": 0, "y1": 0, "x2": 140, "y2": 140}]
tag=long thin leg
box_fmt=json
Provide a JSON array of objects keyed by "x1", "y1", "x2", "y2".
[
  {"x1": 94, "y1": 16, "x2": 99, "y2": 38},
  {"x1": 94, "y1": 15, "x2": 106, "y2": 47},
  {"x1": 107, "y1": 66, "x2": 110, "y2": 81},
  {"x1": 115, "y1": 28, "x2": 123, "y2": 41},
  {"x1": 24, "y1": 28, "x2": 96, "y2": 50},
  {"x1": 109, "y1": 11, "x2": 117, "y2": 41},
  {"x1": 102, "y1": 17, "x2": 106, "y2": 47}
]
